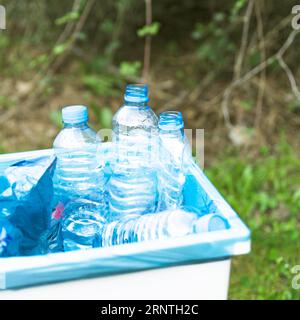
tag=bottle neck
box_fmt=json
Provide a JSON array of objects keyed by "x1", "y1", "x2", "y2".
[
  {"x1": 123, "y1": 101, "x2": 149, "y2": 108},
  {"x1": 63, "y1": 121, "x2": 88, "y2": 129}
]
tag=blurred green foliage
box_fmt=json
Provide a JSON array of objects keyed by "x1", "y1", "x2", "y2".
[
  {"x1": 137, "y1": 22, "x2": 160, "y2": 37},
  {"x1": 119, "y1": 61, "x2": 141, "y2": 77},
  {"x1": 50, "y1": 110, "x2": 63, "y2": 129},
  {"x1": 191, "y1": 13, "x2": 236, "y2": 71},
  {"x1": 206, "y1": 137, "x2": 300, "y2": 299}
]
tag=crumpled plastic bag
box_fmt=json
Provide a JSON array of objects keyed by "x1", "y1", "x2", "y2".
[
  {"x1": 0, "y1": 156, "x2": 56, "y2": 256},
  {"x1": 38, "y1": 202, "x2": 64, "y2": 254},
  {"x1": 0, "y1": 218, "x2": 22, "y2": 257}
]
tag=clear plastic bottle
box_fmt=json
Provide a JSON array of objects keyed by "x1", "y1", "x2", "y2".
[
  {"x1": 194, "y1": 213, "x2": 230, "y2": 233},
  {"x1": 108, "y1": 84, "x2": 158, "y2": 221},
  {"x1": 52, "y1": 105, "x2": 106, "y2": 211},
  {"x1": 61, "y1": 199, "x2": 106, "y2": 251},
  {"x1": 101, "y1": 209, "x2": 197, "y2": 247},
  {"x1": 157, "y1": 111, "x2": 186, "y2": 211}
]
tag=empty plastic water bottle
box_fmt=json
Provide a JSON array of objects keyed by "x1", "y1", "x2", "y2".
[
  {"x1": 52, "y1": 105, "x2": 106, "y2": 212},
  {"x1": 194, "y1": 213, "x2": 230, "y2": 233},
  {"x1": 157, "y1": 111, "x2": 186, "y2": 211},
  {"x1": 101, "y1": 209, "x2": 197, "y2": 247},
  {"x1": 108, "y1": 84, "x2": 158, "y2": 221},
  {"x1": 62, "y1": 199, "x2": 106, "y2": 251}
]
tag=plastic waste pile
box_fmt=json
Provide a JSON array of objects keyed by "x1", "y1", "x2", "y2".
[{"x1": 0, "y1": 84, "x2": 230, "y2": 256}]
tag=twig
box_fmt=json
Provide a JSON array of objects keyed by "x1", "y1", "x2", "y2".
[
  {"x1": 32, "y1": 0, "x2": 82, "y2": 80},
  {"x1": 277, "y1": 56, "x2": 300, "y2": 101},
  {"x1": 54, "y1": 0, "x2": 82, "y2": 48},
  {"x1": 0, "y1": 108, "x2": 17, "y2": 126},
  {"x1": 142, "y1": 0, "x2": 152, "y2": 82},
  {"x1": 107, "y1": 65, "x2": 173, "y2": 101},
  {"x1": 254, "y1": 15, "x2": 291, "y2": 53},
  {"x1": 51, "y1": 0, "x2": 96, "y2": 72},
  {"x1": 188, "y1": 73, "x2": 215, "y2": 103},
  {"x1": 109, "y1": 0, "x2": 129, "y2": 62},
  {"x1": 221, "y1": 29, "x2": 300, "y2": 129},
  {"x1": 0, "y1": 1, "x2": 96, "y2": 125},
  {"x1": 233, "y1": 0, "x2": 254, "y2": 80},
  {"x1": 158, "y1": 91, "x2": 189, "y2": 113},
  {"x1": 275, "y1": 30, "x2": 300, "y2": 101},
  {"x1": 254, "y1": 0, "x2": 266, "y2": 129}
]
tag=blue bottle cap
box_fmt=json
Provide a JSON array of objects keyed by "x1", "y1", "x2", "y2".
[
  {"x1": 194, "y1": 213, "x2": 230, "y2": 233},
  {"x1": 208, "y1": 215, "x2": 230, "y2": 231},
  {"x1": 159, "y1": 111, "x2": 184, "y2": 130},
  {"x1": 124, "y1": 84, "x2": 149, "y2": 104},
  {"x1": 62, "y1": 105, "x2": 88, "y2": 124}
]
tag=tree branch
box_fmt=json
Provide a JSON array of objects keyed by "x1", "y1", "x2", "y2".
[
  {"x1": 142, "y1": 0, "x2": 152, "y2": 82},
  {"x1": 233, "y1": 0, "x2": 254, "y2": 80},
  {"x1": 221, "y1": 29, "x2": 300, "y2": 129},
  {"x1": 254, "y1": 0, "x2": 266, "y2": 129}
]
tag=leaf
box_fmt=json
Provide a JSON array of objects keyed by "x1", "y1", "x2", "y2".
[
  {"x1": 88, "y1": 56, "x2": 111, "y2": 72},
  {"x1": 50, "y1": 111, "x2": 62, "y2": 128},
  {"x1": 53, "y1": 43, "x2": 70, "y2": 56},
  {"x1": 119, "y1": 61, "x2": 141, "y2": 77},
  {"x1": 231, "y1": 0, "x2": 247, "y2": 18},
  {"x1": 83, "y1": 74, "x2": 119, "y2": 97},
  {"x1": 104, "y1": 40, "x2": 120, "y2": 56},
  {"x1": 29, "y1": 54, "x2": 49, "y2": 69},
  {"x1": 213, "y1": 12, "x2": 225, "y2": 22},
  {"x1": 101, "y1": 19, "x2": 114, "y2": 34},
  {"x1": 259, "y1": 146, "x2": 270, "y2": 156},
  {"x1": 293, "y1": 189, "x2": 300, "y2": 201},
  {"x1": 137, "y1": 22, "x2": 160, "y2": 37},
  {"x1": 249, "y1": 52, "x2": 261, "y2": 67},
  {"x1": 191, "y1": 23, "x2": 205, "y2": 40},
  {"x1": 0, "y1": 35, "x2": 9, "y2": 49},
  {"x1": 98, "y1": 107, "x2": 113, "y2": 129},
  {"x1": 55, "y1": 11, "x2": 80, "y2": 26},
  {"x1": 240, "y1": 99, "x2": 253, "y2": 110}
]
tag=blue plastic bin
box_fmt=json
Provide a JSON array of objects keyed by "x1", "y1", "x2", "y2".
[{"x1": 0, "y1": 146, "x2": 250, "y2": 299}]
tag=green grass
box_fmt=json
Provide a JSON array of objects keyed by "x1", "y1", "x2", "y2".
[{"x1": 206, "y1": 140, "x2": 300, "y2": 300}]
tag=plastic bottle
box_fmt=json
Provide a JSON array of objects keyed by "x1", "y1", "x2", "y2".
[
  {"x1": 108, "y1": 84, "x2": 158, "y2": 221},
  {"x1": 157, "y1": 111, "x2": 186, "y2": 211},
  {"x1": 101, "y1": 209, "x2": 197, "y2": 247},
  {"x1": 61, "y1": 199, "x2": 106, "y2": 251},
  {"x1": 52, "y1": 105, "x2": 106, "y2": 210},
  {"x1": 194, "y1": 213, "x2": 230, "y2": 233}
]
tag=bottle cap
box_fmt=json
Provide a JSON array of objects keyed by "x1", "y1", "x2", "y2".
[
  {"x1": 124, "y1": 84, "x2": 149, "y2": 104},
  {"x1": 62, "y1": 105, "x2": 88, "y2": 124},
  {"x1": 194, "y1": 213, "x2": 230, "y2": 233},
  {"x1": 166, "y1": 210, "x2": 197, "y2": 237},
  {"x1": 159, "y1": 111, "x2": 184, "y2": 130}
]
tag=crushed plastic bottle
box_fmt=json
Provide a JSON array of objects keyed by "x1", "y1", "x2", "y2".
[
  {"x1": 101, "y1": 209, "x2": 197, "y2": 247},
  {"x1": 62, "y1": 199, "x2": 106, "y2": 251}
]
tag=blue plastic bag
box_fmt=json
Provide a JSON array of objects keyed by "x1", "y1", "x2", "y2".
[
  {"x1": 0, "y1": 156, "x2": 56, "y2": 256},
  {"x1": 0, "y1": 218, "x2": 22, "y2": 257}
]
